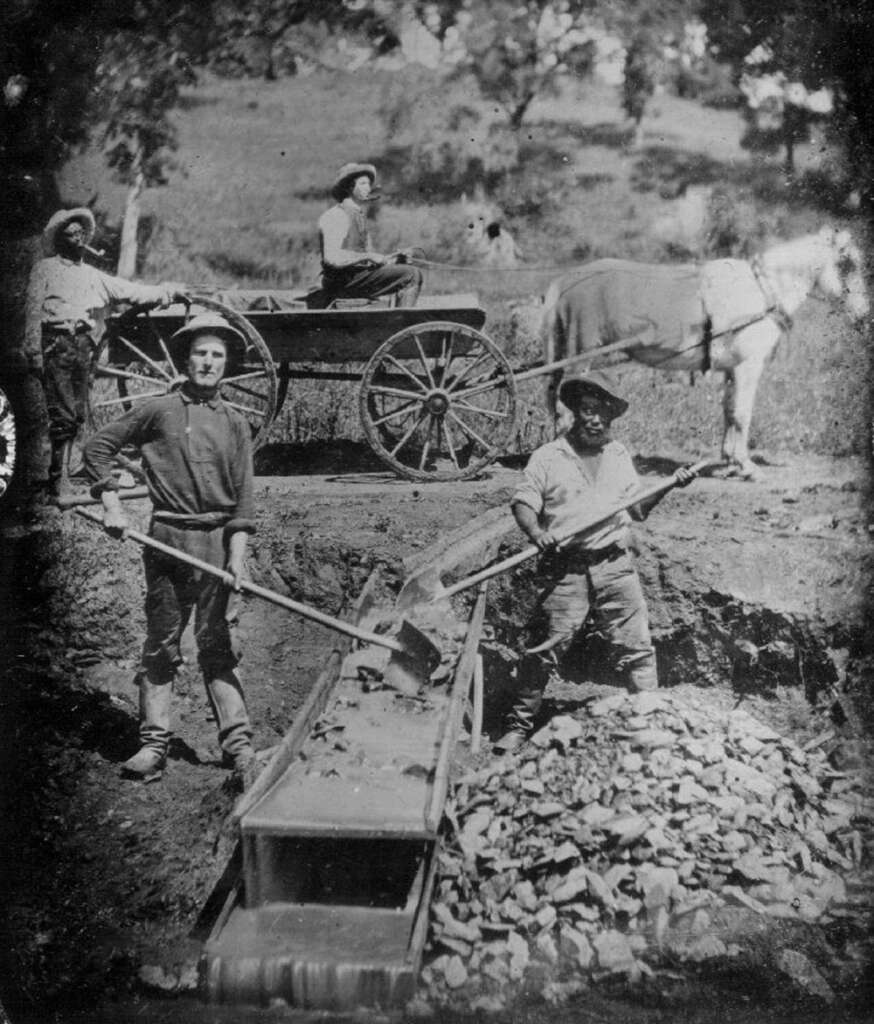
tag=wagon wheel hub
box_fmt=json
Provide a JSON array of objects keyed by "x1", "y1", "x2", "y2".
[{"x1": 424, "y1": 389, "x2": 450, "y2": 417}]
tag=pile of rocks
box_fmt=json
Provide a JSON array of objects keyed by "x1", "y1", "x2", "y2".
[{"x1": 421, "y1": 689, "x2": 873, "y2": 1010}]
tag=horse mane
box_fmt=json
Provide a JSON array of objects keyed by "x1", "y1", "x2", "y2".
[{"x1": 760, "y1": 231, "x2": 835, "y2": 275}]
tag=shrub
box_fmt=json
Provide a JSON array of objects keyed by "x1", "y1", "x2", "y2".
[
  {"x1": 672, "y1": 55, "x2": 739, "y2": 110},
  {"x1": 379, "y1": 69, "x2": 519, "y2": 199}
]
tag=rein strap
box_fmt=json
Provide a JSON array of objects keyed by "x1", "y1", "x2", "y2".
[{"x1": 750, "y1": 256, "x2": 794, "y2": 335}]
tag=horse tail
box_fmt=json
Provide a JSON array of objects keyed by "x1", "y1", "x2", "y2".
[
  {"x1": 540, "y1": 277, "x2": 561, "y2": 365},
  {"x1": 540, "y1": 277, "x2": 565, "y2": 426}
]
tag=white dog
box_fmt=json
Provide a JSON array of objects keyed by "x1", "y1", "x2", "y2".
[
  {"x1": 460, "y1": 190, "x2": 522, "y2": 268},
  {"x1": 649, "y1": 184, "x2": 713, "y2": 256}
]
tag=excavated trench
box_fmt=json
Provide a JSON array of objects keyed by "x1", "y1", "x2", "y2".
[
  {"x1": 470, "y1": 540, "x2": 866, "y2": 742},
  {"x1": 1, "y1": 465, "x2": 872, "y2": 1021}
]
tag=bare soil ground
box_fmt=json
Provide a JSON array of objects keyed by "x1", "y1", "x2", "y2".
[{"x1": 0, "y1": 447, "x2": 872, "y2": 1023}]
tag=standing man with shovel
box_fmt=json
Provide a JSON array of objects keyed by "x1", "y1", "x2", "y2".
[
  {"x1": 495, "y1": 371, "x2": 698, "y2": 753},
  {"x1": 83, "y1": 312, "x2": 257, "y2": 785}
]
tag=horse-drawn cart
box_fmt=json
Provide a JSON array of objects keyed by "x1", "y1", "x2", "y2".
[{"x1": 87, "y1": 291, "x2": 519, "y2": 482}]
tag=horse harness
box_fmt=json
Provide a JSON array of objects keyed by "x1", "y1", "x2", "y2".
[
  {"x1": 694, "y1": 256, "x2": 793, "y2": 372},
  {"x1": 749, "y1": 256, "x2": 794, "y2": 336}
]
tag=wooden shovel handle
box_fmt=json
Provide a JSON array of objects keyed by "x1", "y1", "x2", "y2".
[
  {"x1": 55, "y1": 486, "x2": 150, "y2": 509},
  {"x1": 72, "y1": 505, "x2": 406, "y2": 654},
  {"x1": 440, "y1": 458, "x2": 716, "y2": 600}
]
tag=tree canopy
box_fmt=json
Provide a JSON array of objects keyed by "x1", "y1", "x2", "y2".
[
  {"x1": 3, "y1": 0, "x2": 872, "y2": 230},
  {"x1": 703, "y1": 0, "x2": 874, "y2": 189}
]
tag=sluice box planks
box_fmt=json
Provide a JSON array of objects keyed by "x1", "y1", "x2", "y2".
[{"x1": 202, "y1": 579, "x2": 488, "y2": 1011}]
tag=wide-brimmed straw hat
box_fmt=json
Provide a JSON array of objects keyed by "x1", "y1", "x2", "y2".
[
  {"x1": 331, "y1": 162, "x2": 377, "y2": 201},
  {"x1": 558, "y1": 370, "x2": 628, "y2": 418},
  {"x1": 169, "y1": 313, "x2": 247, "y2": 373},
  {"x1": 42, "y1": 207, "x2": 96, "y2": 255}
]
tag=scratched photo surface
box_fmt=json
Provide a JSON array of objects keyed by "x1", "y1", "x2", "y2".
[{"x1": 1, "y1": 3, "x2": 873, "y2": 1022}]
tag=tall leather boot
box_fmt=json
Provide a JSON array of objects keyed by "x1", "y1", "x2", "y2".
[
  {"x1": 205, "y1": 669, "x2": 254, "y2": 776},
  {"x1": 494, "y1": 653, "x2": 548, "y2": 753},
  {"x1": 123, "y1": 671, "x2": 172, "y2": 781},
  {"x1": 47, "y1": 439, "x2": 71, "y2": 497},
  {"x1": 626, "y1": 653, "x2": 658, "y2": 692}
]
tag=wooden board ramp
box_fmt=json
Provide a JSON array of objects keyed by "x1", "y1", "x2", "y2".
[{"x1": 201, "y1": 578, "x2": 488, "y2": 1011}]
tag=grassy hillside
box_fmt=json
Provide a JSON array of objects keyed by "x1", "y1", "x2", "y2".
[{"x1": 59, "y1": 69, "x2": 871, "y2": 461}]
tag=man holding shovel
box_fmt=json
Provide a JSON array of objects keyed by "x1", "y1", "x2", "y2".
[
  {"x1": 495, "y1": 371, "x2": 698, "y2": 753},
  {"x1": 83, "y1": 312, "x2": 256, "y2": 784}
]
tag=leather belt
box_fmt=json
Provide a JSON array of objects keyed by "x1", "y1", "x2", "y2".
[
  {"x1": 42, "y1": 321, "x2": 92, "y2": 337},
  {"x1": 152, "y1": 511, "x2": 231, "y2": 530},
  {"x1": 542, "y1": 542, "x2": 626, "y2": 575}
]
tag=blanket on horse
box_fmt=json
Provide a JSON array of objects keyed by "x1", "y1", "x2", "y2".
[{"x1": 548, "y1": 258, "x2": 768, "y2": 373}]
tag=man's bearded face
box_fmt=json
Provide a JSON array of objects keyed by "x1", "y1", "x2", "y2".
[
  {"x1": 57, "y1": 221, "x2": 87, "y2": 259},
  {"x1": 568, "y1": 393, "x2": 615, "y2": 449}
]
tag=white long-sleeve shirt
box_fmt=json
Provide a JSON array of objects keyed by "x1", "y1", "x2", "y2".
[
  {"x1": 317, "y1": 200, "x2": 377, "y2": 270},
  {"x1": 25, "y1": 255, "x2": 172, "y2": 367}
]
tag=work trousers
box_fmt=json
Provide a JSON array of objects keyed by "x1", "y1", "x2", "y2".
[
  {"x1": 508, "y1": 548, "x2": 657, "y2": 732},
  {"x1": 137, "y1": 521, "x2": 252, "y2": 758},
  {"x1": 322, "y1": 263, "x2": 423, "y2": 307},
  {"x1": 42, "y1": 328, "x2": 93, "y2": 484}
]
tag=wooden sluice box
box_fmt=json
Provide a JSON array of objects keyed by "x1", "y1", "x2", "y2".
[{"x1": 202, "y1": 581, "x2": 488, "y2": 1010}]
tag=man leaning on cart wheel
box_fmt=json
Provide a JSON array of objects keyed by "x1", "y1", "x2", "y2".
[
  {"x1": 82, "y1": 313, "x2": 257, "y2": 787},
  {"x1": 316, "y1": 162, "x2": 423, "y2": 308},
  {"x1": 24, "y1": 207, "x2": 187, "y2": 496}
]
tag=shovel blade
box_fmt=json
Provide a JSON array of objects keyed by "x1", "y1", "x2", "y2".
[
  {"x1": 396, "y1": 567, "x2": 446, "y2": 612},
  {"x1": 383, "y1": 619, "x2": 442, "y2": 695}
]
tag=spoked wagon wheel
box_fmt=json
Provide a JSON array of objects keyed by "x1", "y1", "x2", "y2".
[
  {"x1": 360, "y1": 321, "x2": 517, "y2": 482},
  {"x1": 0, "y1": 382, "x2": 18, "y2": 505},
  {"x1": 86, "y1": 294, "x2": 278, "y2": 477}
]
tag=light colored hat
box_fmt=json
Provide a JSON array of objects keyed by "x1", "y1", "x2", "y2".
[
  {"x1": 43, "y1": 207, "x2": 96, "y2": 255},
  {"x1": 558, "y1": 369, "x2": 628, "y2": 418},
  {"x1": 331, "y1": 162, "x2": 377, "y2": 201},
  {"x1": 169, "y1": 313, "x2": 247, "y2": 371}
]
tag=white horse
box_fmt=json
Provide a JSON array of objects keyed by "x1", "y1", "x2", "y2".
[
  {"x1": 460, "y1": 192, "x2": 522, "y2": 269},
  {"x1": 541, "y1": 226, "x2": 869, "y2": 479}
]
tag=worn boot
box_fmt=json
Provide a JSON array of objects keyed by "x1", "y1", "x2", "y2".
[
  {"x1": 122, "y1": 671, "x2": 171, "y2": 781},
  {"x1": 494, "y1": 686, "x2": 544, "y2": 754},
  {"x1": 47, "y1": 439, "x2": 71, "y2": 498},
  {"x1": 494, "y1": 648, "x2": 552, "y2": 753},
  {"x1": 493, "y1": 727, "x2": 528, "y2": 753},
  {"x1": 122, "y1": 746, "x2": 165, "y2": 781},
  {"x1": 206, "y1": 669, "x2": 255, "y2": 780},
  {"x1": 626, "y1": 653, "x2": 659, "y2": 692}
]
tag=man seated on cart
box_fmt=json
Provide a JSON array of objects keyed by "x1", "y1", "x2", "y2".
[{"x1": 316, "y1": 162, "x2": 423, "y2": 308}]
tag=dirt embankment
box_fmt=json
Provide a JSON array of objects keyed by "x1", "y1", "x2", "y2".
[{"x1": 0, "y1": 452, "x2": 872, "y2": 1022}]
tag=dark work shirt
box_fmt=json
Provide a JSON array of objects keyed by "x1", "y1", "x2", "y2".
[{"x1": 84, "y1": 385, "x2": 255, "y2": 534}]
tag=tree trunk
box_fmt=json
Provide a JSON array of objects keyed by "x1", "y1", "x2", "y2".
[
  {"x1": 783, "y1": 136, "x2": 795, "y2": 176},
  {"x1": 509, "y1": 93, "x2": 535, "y2": 130},
  {"x1": 118, "y1": 150, "x2": 144, "y2": 279}
]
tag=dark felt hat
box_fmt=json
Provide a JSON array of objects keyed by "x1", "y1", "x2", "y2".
[
  {"x1": 169, "y1": 313, "x2": 247, "y2": 373},
  {"x1": 331, "y1": 162, "x2": 377, "y2": 201},
  {"x1": 43, "y1": 207, "x2": 96, "y2": 255},
  {"x1": 558, "y1": 369, "x2": 628, "y2": 418}
]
